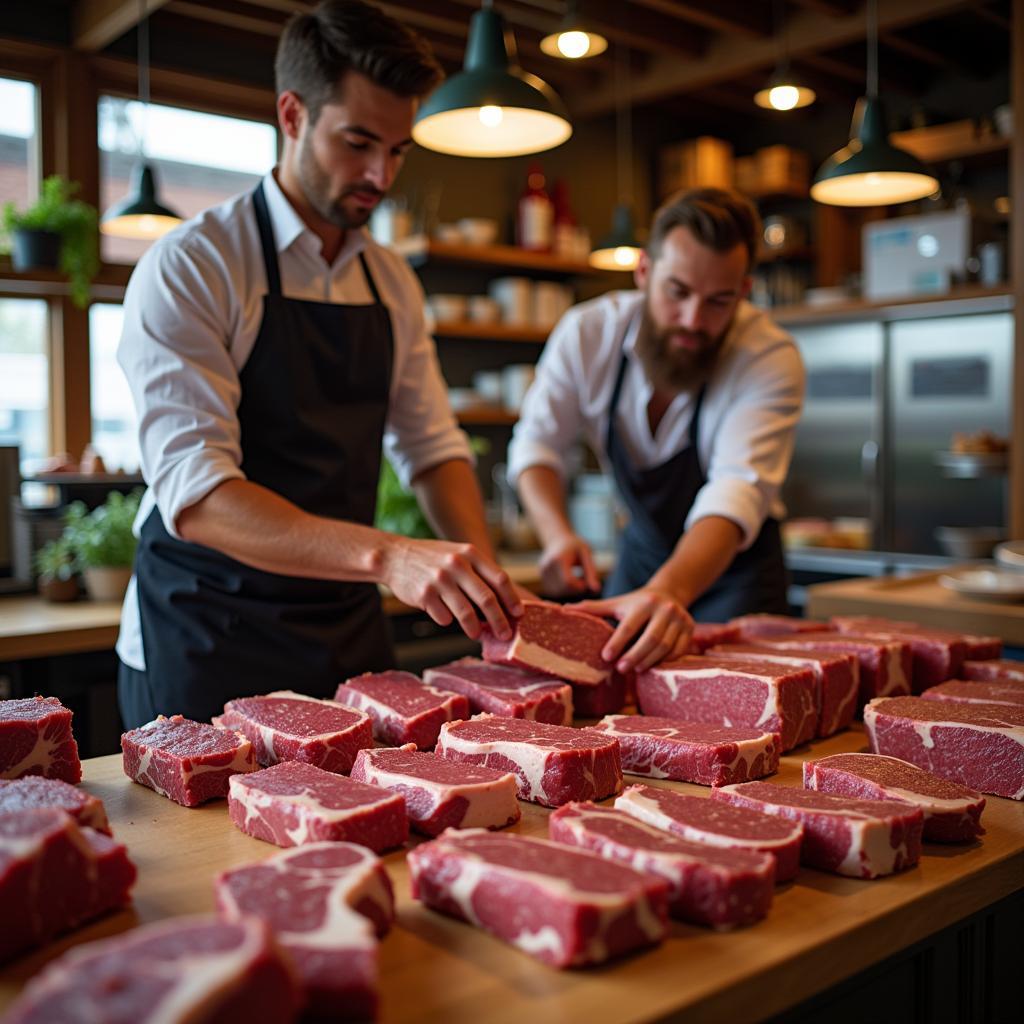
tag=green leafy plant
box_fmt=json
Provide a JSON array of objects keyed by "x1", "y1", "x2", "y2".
[
  {"x1": 61, "y1": 489, "x2": 143, "y2": 569},
  {"x1": 1, "y1": 175, "x2": 100, "y2": 308},
  {"x1": 33, "y1": 536, "x2": 77, "y2": 581}
]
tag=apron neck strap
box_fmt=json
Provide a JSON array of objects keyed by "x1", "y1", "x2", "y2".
[
  {"x1": 359, "y1": 251, "x2": 383, "y2": 304},
  {"x1": 253, "y1": 182, "x2": 282, "y2": 296}
]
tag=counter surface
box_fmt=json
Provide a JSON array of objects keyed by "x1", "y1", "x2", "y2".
[{"x1": 1, "y1": 728, "x2": 1021, "y2": 1023}]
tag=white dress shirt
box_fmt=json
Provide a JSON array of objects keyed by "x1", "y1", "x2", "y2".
[
  {"x1": 507, "y1": 289, "x2": 804, "y2": 552},
  {"x1": 117, "y1": 170, "x2": 471, "y2": 670}
]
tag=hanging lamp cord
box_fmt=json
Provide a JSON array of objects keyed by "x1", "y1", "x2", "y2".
[
  {"x1": 866, "y1": 0, "x2": 878, "y2": 99},
  {"x1": 137, "y1": 0, "x2": 149, "y2": 158},
  {"x1": 616, "y1": 40, "x2": 632, "y2": 207}
]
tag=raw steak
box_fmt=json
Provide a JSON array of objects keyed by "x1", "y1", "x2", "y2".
[
  {"x1": 217, "y1": 842, "x2": 393, "y2": 1019},
  {"x1": 713, "y1": 781, "x2": 923, "y2": 879},
  {"x1": 586, "y1": 715, "x2": 779, "y2": 785},
  {"x1": 407, "y1": 829, "x2": 668, "y2": 968},
  {"x1": 334, "y1": 671, "x2": 469, "y2": 749},
  {"x1": 480, "y1": 599, "x2": 613, "y2": 684},
  {"x1": 687, "y1": 623, "x2": 741, "y2": 653},
  {"x1": 0, "y1": 808, "x2": 136, "y2": 963},
  {"x1": 0, "y1": 777, "x2": 109, "y2": 834},
  {"x1": 830, "y1": 616, "x2": 966, "y2": 691},
  {"x1": 351, "y1": 744, "x2": 520, "y2": 835},
  {"x1": 921, "y1": 679, "x2": 1024, "y2": 709},
  {"x1": 435, "y1": 714, "x2": 621, "y2": 807},
  {"x1": 961, "y1": 633, "x2": 1002, "y2": 660},
  {"x1": 614, "y1": 784, "x2": 804, "y2": 883},
  {"x1": 710, "y1": 643, "x2": 859, "y2": 738},
  {"x1": 753, "y1": 632, "x2": 911, "y2": 704},
  {"x1": 424, "y1": 657, "x2": 572, "y2": 724},
  {"x1": 1, "y1": 915, "x2": 299, "y2": 1024},
  {"x1": 961, "y1": 659, "x2": 1024, "y2": 683},
  {"x1": 549, "y1": 802, "x2": 774, "y2": 929},
  {"x1": 864, "y1": 695, "x2": 1024, "y2": 800},
  {"x1": 570, "y1": 671, "x2": 629, "y2": 717},
  {"x1": 730, "y1": 615, "x2": 829, "y2": 640},
  {"x1": 0, "y1": 696, "x2": 81, "y2": 783},
  {"x1": 122, "y1": 715, "x2": 256, "y2": 807},
  {"x1": 214, "y1": 690, "x2": 373, "y2": 774},
  {"x1": 636, "y1": 655, "x2": 817, "y2": 752},
  {"x1": 803, "y1": 753, "x2": 985, "y2": 843},
  {"x1": 228, "y1": 760, "x2": 408, "y2": 850}
]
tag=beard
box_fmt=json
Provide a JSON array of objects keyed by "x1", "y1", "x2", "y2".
[
  {"x1": 633, "y1": 300, "x2": 728, "y2": 394},
  {"x1": 296, "y1": 133, "x2": 383, "y2": 230}
]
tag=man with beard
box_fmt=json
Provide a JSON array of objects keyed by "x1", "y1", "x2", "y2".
[
  {"x1": 114, "y1": 1, "x2": 522, "y2": 727},
  {"x1": 509, "y1": 189, "x2": 805, "y2": 674}
]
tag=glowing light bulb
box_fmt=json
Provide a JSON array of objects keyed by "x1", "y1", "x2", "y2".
[
  {"x1": 614, "y1": 246, "x2": 635, "y2": 267},
  {"x1": 557, "y1": 30, "x2": 590, "y2": 59},
  {"x1": 478, "y1": 105, "x2": 503, "y2": 128},
  {"x1": 769, "y1": 85, "x2": 800, "y2": 111},
  {"x1": 865, "y1": 172, "x2": 883, "y2": 187}
]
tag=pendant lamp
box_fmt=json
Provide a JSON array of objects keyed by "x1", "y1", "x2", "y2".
[
  {"x1": 413, "y1": 1, "x2": 572, "y2": 158},
  {"x1": 101, "y1": 0, "x2": 182, "y2": 238},
  {"x1": 811, "y1": 0, "x2": 937, "y2": 206},
  {"x1": 590, "y1": 44, "x2": 641, "y2": 271},
  {"x1": 754, "y1": 1, "x2": 815, "y2": 111},
  {"x1": 540, "y1": 1, "x2": 608, "y2": 60}
]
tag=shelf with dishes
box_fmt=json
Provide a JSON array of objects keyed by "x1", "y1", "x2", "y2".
[
  {"x1": 455, "y1": 408, "x2": 519, "y2": 428},
  {"x1": 891, "y1": 117, "x2": 1010, "y2": 165},
  {"x1": 396, "y1": 234, "x2": 603, "y2": 277},
  {"x1": 432, "y1": 321, "x2": 550, "y2": 344}
]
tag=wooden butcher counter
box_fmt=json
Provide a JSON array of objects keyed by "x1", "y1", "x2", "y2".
[{"x1": 1, "y1": 725, "x2": 1021, "y2": 1024}]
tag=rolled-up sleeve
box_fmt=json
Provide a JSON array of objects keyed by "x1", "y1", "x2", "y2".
[
  {"x1": 686, "y1": 338, "x2": 805, "y2": 549},
  {"x1": 117, "y1": 236, "x2": 245, "y2": 538}
]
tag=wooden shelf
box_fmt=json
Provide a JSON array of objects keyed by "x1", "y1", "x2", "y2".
[
  {"x1": 890, "y1": 120, "x2": 1009, "y2": 164},
  {"x1": 759, "y1": 244, "x2": 814, "y2": 263},
  {"x1": 396, "y1": 235, "x2": 605, "y2": 276},
  {"x1": 456, "y1": 408, "x2": 518, "y2": 427},
  {"x1": 745, "y1": 183, "x2": 809, "y2": 201},
  {"x1": 432, "y1": 321, "x2": 550, "y2": 344}
]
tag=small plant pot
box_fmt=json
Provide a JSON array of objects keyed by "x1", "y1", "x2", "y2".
[
  {"x1": 12, "y1": 228, "x2": 61, "y2": 271},
  {"x1": 38, "y1": 574, "x2": 80, "y2": 603},
  {"x1": 82, "y1": 565, "x2": 132, "y2": 602}
]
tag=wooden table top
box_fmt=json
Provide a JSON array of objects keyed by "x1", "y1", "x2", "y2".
[{"x1": 2, "y1": 729, "x2": 1021, "y2": 1023}]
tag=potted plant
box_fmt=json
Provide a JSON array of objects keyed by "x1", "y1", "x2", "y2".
[
  {"x1": 62, "y1": 489, "x2": 142, "y2": 602},
  {"x1": 0, "y1": 175, "x2": 100, "y2": 308},
  {"x1": 33, "y1": 537, "x2": 80, "y2": 603}
]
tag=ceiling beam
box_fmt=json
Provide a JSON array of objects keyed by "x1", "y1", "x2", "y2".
[
  {"x1": 878, "y1": 29, "x2": 951, "y2": 70},
  {"x1": 631, "y1": 0, "x2": 772, "y2": 38},
  {"x1": 972, "y1": 4, "x2": 1011, "y2": 30},
  {"x1": 73, "y1": 0, "x2": 173, "y2": 51},
  {"x1": 165, "y1": 0, "x2": 285, "y2": 38},
  {"x1": 787, "y1": 0, "x2": 859, "y2": 15}
]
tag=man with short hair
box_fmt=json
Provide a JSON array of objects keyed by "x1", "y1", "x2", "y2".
[
  {"x1": 115, "y1": 0, "x2": 521, "y2": 728},
  {"x1": 509, "y1": 188, "x2": 805, "y2": 675}
]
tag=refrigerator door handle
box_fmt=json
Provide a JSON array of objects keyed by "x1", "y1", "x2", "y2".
[{"x1": 861, "y1": 440, "x2": 879, "y2": 484}]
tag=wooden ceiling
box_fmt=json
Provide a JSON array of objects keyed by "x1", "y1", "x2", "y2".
[{"x1": 56, "y1": 0, "x2": 1016, "y2": 119}]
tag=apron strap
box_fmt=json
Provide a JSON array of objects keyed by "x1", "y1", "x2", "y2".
[
  {"x1": 686, "y1": 382, "x2": 708, "y2": 474},
  {"x1": 252, "y1": 182, "x2": 282, "y2": 296},
  {"x1": 359, "y1": 251, "x2": 383, "y2": 304}
]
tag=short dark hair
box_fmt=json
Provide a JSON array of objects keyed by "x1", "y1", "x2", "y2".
[
  {"x1": 275, "y1": 0, "x2": 443, "y2": 122},
  {"x1": 648, "y1": 187, "x2": 761, "y2": 271}
]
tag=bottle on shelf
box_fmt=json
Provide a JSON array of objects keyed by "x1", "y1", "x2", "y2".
[{"x1": 516, "y1": 163, "x2": 554, "y2": 253}]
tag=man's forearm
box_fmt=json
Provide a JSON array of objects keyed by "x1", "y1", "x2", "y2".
[
  {"x1": 517, "y1": 465, "x2": 575, "y2": 546},
  {"x1": 648, "y1": 515, "x2": 744, "y2": 607},
  {"x1": 412, "y1": 458, "x2": 496, "y2": 559}
]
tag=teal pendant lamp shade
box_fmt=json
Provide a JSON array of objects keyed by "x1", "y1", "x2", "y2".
[
  {"x1": 413, "y1": 5, "x2": 572, "y2": 158},
  {"x1": 590, "y1": 203, "x2": 641, "y2": 270},
  {"x1": 101, "y1": 162, "x2": 182, "y2": 239}
]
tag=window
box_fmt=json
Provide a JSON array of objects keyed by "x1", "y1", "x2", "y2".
[
  {"x1": 0, "y1": 76, "x2": 39, "y2": 211},
  {"x1": 98, "y1": 96, "x2": 278, "y2": 264},
  {"x1": 89, "y1": 303, "x2": 139, "y2": 472},
  {"x1": 0, "y1": 298, "x2": 49, "y2": 471}
]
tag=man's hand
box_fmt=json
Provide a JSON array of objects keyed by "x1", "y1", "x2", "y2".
[
  {"x1": 539, "y1": 533, "x2": 600, "y2": 597},
  {"x1": 382, "y1": 537, "x2": 524, "y2": 641},
  {"x1": 573, "y1": 587, "x2": 693, "y2": 674}
]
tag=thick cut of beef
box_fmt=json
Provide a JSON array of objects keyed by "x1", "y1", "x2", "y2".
[
  {"x1": 0, "y1": 696, "x2": 81, "y2": 783},
  {"x1": 0, "y1": 808, "x2": 136, "y2": 962},
  {"x1": 217, "y1": 842, "x2": 393, "y2": 1019},
  {"x1": 864, "y1": 695, "x2": 1024, "y2": 800},
  {"x1": 214, "y1": 691, "x2": 373, "y2": 774},
  {"x1": 921, "y1": 679, "x2": 1024, "y2": 709},
  {"x1": 122, "y1": 715, "x2": 256, "y2": 807},
  {"x1": 334, "y1": 671, "x2": 469, "y2": 749},
  {"x1": 228, "y1": 760, "x2": 408, "y2": 850},
  {"x1": 803, "y1": 753, "x2": 985, "y2": 843},
  {"x1": 709, "y1": 643, "x2": 858, "y2": 738},
  {"x1": 0, "y1": 777, "x2": 109, "y2": 834},
  {"x1": 423, "y1": 658, "x2": 572, "y2": 725},
  {"x1": 351, "y1": 744, "x2": 519, "y2": 836},
  {"x1": 752, "y1": 632, "x2": 911, "y2": 704},
  {"x1": 570, "y1": 671, "x2": 629, "y2": 717},
  {"x1": 549, "y1": 802, "x2": 774, "y2": 929},
  {"x1": 687, "y1": 623, "x2": 741, "y2": 653},
  {"x1": 961, "y1": 659, "x2": 1024, "y2": 683},
  {"x1": 961, "y1": 633, "x2": 1002, "y2": 660},
  {"x1": 1, "y1": 915, "x2": 299, "y2": 1024},
  {"x1": 729, "y1": 615, "x2": 829, "y2": 640},
  {"x1": 712, "y1": 781, "x2": 923, "y2": 879},
  {"x1": 614, "y1": 784, "x2": 803, "y2": 882},
  {"x1": 435, "y1": 714, "x2": 621, "y2": 807},
  {"x1": 407, "y1": 829, "x2": 668, "y2": 968},
  {"x1": 480, "y1": 599, "x2": 613, "y2": 684},
  {"x1": 586, "y1": 715, "x2": 779, "y2": 786},
  {"x1": 636, "y1": 656, "x2": 817, "y2": 752}
]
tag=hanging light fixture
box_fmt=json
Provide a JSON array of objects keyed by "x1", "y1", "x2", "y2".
[
  {"x1": 754, "y1": 0, "x2": 815, "y2": 111},
  {"x1": 540, "y1": 1, "x2": 608, "y2": 61},
  {"x1": 591, "y1": 43, "x2": 641, "y2": 271},
  {"x1": 810, "y1": 0, "x2": 938, "y2": 206},
  {"x1": 413, "y1": 1, "x2": 572, "y2": 158},
  {"x1": 101, "y1": 0, "x2": 182, "y2": 239}
]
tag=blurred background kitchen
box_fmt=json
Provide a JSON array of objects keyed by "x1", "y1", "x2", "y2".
[{"x1": 0, "y1": 1, "x2": 1021, "y2": 755}]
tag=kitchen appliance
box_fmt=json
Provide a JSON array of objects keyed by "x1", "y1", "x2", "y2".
[{"x1": 863, "y1": 210, "x2": 970, "y2": 300}]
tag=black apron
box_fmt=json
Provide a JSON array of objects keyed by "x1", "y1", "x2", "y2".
[
  {"x1": 603, "y1": 315, "x2": 789, "y2": 622},
  {"x1": 120, "y1": 182, "x2": 396, "y2": 728}
]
